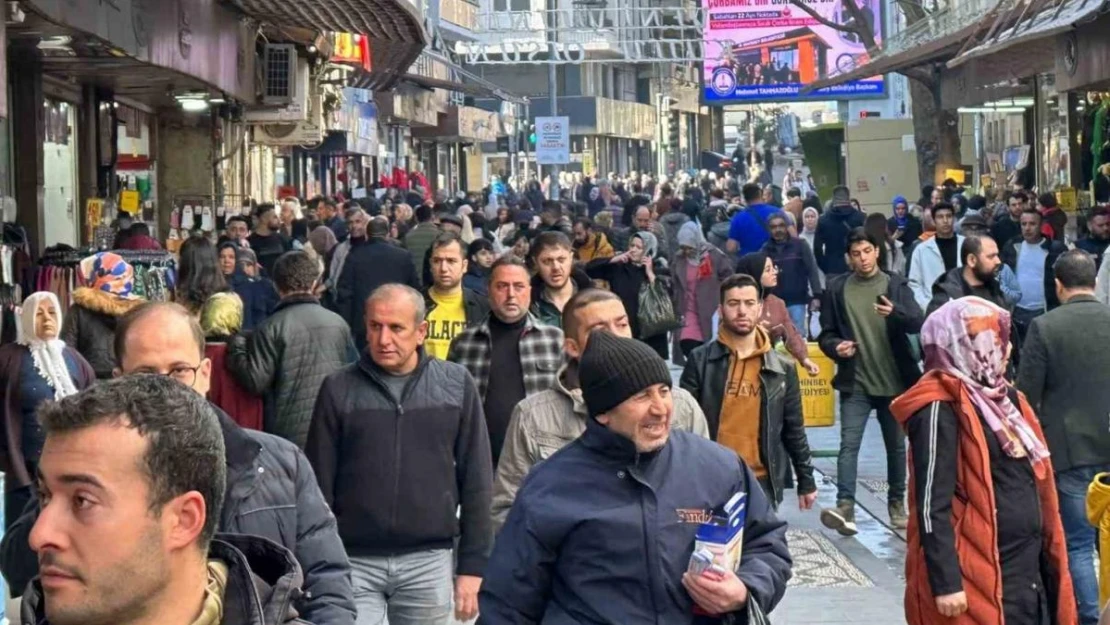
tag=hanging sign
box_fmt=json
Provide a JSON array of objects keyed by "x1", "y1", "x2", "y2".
[{"x1": 119, "y1": 190, "x2": 141, "y2": 214}]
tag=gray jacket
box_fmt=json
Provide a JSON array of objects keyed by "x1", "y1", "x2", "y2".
[
  {"x1": 229, "y1": 295, "x2": 357, "y2": 448},
  {"x1": 1016, "y1": 294, "x2": 1110, "y2": 472},
  {"x1": 491, "y1": 363, "x2": 710, "y2": 531}
]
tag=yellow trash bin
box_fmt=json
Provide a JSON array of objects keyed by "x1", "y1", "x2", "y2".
[{"x1": 796, "y1": 342, "x2": 836, "y2": 427}]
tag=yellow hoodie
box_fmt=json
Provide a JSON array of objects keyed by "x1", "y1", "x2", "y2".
[{"x1": 1087, "y1": 473, "x2": 1110, "y2": 609}]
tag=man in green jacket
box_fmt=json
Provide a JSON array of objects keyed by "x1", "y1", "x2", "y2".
[{"x1": 229, "y1": 251, "x2": 356, "y2": 447}]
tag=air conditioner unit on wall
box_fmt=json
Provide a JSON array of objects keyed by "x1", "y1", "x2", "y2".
[
  {"x1": 246, "y1": 58, "x2": 311, "y2": 123},
  {"x1": 252, "y1": 88, "x2": 324, "y2": 146},
  {"x1": 262, "y1": 43, "x2": 298, "y2": 106}
]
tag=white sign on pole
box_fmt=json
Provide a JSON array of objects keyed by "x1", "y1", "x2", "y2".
[{"x1": 535, "y1": 116, "x2": 570, "y2": 165}]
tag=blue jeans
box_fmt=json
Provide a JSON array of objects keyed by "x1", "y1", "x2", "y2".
[
  {"x1": 1056, "y1": 465, "x2": 1110, "y2": 625},
  {"x1": 351, "y1": 549, "x2": 454, "y2": 625},
  {"x1": 836, "y1": 391, "x2": 906, "y2": 504},
  {"x1": 786, "y1": 304, "x2": 808, "y2": 340}
]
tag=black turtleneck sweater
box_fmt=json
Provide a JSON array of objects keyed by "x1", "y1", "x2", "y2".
[
  {"x1": 484, "y1": 314, "x2": 527, "y2": 466},
  {"x1": 936, "y1": 234, "x2": 959, "y2": 271}
]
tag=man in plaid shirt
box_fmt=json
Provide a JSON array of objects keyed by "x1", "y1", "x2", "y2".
[{"x1": 449, "y1": 256, "x2": 564, "y2": 467}]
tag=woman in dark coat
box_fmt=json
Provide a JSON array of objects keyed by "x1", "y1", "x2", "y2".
[
  {"x1": 585, "y1": 231, "x2": 670, "y2": 359},
  {"x1": 0, "y1": 291, "x2": 95, "y2": 525},
  {"x1": 62, "y1": 252, "x2": 145, "y2": 379}
]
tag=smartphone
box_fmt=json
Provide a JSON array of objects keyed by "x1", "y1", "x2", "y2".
[{"x1": 876, "y1": 295, "x2": 886, "y2": 305}]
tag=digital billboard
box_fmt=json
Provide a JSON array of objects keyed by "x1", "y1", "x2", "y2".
[{"x1": 703, "y1": 0, "x2": 884, "y2": 103}]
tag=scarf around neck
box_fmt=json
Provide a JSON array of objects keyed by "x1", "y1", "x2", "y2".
[
  {"x1": 17, "y1": 292, "x2": 78, "y2": 400},
  {"x1": 920, "y1": 297, "x2": 1049, "y2": 465}
]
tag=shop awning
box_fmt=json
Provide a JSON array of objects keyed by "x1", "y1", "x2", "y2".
[
  {"x1": 947, "y1": 0, "x2": 1107, "y2": 68},
  {"x1": 222, "y1": 0, "x2": 428, "y2": 80}
]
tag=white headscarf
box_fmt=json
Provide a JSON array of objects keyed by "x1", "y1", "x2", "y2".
[{"x1": 17, "y1": 292, "x2": 78, "y2": 400}]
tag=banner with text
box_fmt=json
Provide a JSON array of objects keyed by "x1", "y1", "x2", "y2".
[{"x1": 702, "y1": 0, "x2": 884, "y2": 103}]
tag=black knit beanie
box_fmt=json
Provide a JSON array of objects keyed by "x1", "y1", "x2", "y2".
[{"x1": 580, "y1": 331, "x2": 673, "y2": 418}]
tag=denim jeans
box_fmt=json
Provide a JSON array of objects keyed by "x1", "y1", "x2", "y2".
[
  {"x1": 1056, "y1": 465, "x2": 1110, "y2": 625},
  {"x1": 786, "y1": 304, "x2": 808, "y2": 340},
  {"x1": 836, "y1": 391, "x2": 906, "y2": 504},
  {"x1": 351, "y1": 549, "x2": 454, "y2": 625}
]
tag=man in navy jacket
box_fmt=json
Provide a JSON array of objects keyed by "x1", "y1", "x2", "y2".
[{"x1": 479, "y1": 331, "x2": 791, "y2": 624}]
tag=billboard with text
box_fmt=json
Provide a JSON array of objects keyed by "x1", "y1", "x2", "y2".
[{"x1": 703, "y1": 0, "x2": 884, "y2": 103}]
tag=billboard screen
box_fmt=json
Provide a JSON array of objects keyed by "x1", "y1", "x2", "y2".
[{"x1": 703, "y1": 0, "x2": 884, "y2": 103}]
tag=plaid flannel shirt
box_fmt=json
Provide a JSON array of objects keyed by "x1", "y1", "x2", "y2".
[{"x1": 447, "y1": 313, "x2": 564, "y2": 400}]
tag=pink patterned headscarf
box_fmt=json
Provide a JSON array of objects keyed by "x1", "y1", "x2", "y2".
[{"x1": 921, "y1": 297, "x2": 1049, "y2": 464}]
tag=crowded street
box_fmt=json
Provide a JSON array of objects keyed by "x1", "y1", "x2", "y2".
[{"x1": 1, "y1": 1, "x2": 1110, "y2": 625}]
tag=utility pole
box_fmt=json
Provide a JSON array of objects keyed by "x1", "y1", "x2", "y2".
[{"x1": 546, "y1": 0, "x2": 560, "y2": 200}]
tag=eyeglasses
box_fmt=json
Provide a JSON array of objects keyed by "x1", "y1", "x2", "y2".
[{"x1": 131, "y1": 365, "x2": 201, "y2": 387}]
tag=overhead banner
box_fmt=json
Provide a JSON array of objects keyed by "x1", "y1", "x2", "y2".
[{"x1": 702, "y1": 0, "x2": 884, "y2": 103}]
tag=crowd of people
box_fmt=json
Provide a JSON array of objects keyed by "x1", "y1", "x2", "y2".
[{"x1": 0, "y1": 164, "x2": 1109, "y2": 625}]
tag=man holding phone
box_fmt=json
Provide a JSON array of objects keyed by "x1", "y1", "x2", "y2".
[{"x1": 817, "y1": 228, "x2": 925, "y2": 535}]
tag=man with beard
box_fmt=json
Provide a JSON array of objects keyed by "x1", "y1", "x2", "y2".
[
  {"x1": 248, "y1": 203, "x2": 294, "y2": 277},
  {"x1": 1077, "y1": 206, "x2": 1110, "y2": 268},
  {"x1": 529, "y1": 232, "x2": 589, "y2": 328},
  {"x1": 681, "y1": 274, "x2": 817, "y2": 510},
  {"x1": 926, "y1": 235, "x2": 1009, "y2": 316},
  {"x1": 572, "y1": 217, "x2": 614, "y2": 265}
]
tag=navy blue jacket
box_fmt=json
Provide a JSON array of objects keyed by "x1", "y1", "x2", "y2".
[
  {"x1": 478, "y1": 420, "x2": 791, "y2": 624},
  {"x1": 762, "y1": 237, "x2": 822, "y2": 306}
]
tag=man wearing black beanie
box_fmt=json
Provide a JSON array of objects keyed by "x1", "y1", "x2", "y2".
[{"x1": 479, "y1": 331, "x2": 792, "y2": 624}]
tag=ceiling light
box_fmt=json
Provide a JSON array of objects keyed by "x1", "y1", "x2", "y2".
[
  {"x1": 958, "y1": 107, "x2": 1026, "y2": 113},
  {"x1": 209, "y1": 96, "x2": 226, "y2": 104},
  {"x1": 179, "y1": 98, "x2": 209, "y2": 112}
]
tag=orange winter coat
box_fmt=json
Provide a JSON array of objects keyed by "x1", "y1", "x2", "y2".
[{"x1": 891, "y1": 371, "x2": 1076, "y2": 625}]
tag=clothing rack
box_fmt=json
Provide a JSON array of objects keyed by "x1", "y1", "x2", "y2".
[{"x1": 34, "y1": 247, "x2": 177, "y2": 309}]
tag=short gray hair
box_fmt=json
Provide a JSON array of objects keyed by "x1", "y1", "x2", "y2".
[{"x1": 365, "y1": 284, "x2": 425, "y2": 325}]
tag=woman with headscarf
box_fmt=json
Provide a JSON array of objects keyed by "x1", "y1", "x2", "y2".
[
  {"x1": 0, "y1": 292, "x2": 95, "y2": 525},
  {"x1": 672, "y1": 221, "x2": 734, "y2": 358},
  {"x1": 62, "y1": 252, "x2": 145, "y2": 379},
  {"x1": 231, "y1": 247, "x2": 279, "y2": 332},
  {"x1": 586, "y1": 231, "x2": 671, "y2": 359},
  {"x1": 199, "y1": 291, "x2": 262, "y2": 430},
  {"x1": 891, "y1": 297, "x2": 1075, "y2": 625},
  {"x1": 217, "y1": 240, "x2": 244, "y2": 287},
  {"x1": 308, "y1": 224, "x2": 338, "y2": 259},
  {"x1": 735, "y1": 251, "x2": 817, "y2": 374}
]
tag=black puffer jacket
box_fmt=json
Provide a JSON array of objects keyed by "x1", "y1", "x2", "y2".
[
  {"x1": 24, "y1": 533, "x2": 310, "y2": 625},
  {"x1": 1, "y1": 406, "x2": 356, "y2": 625},
  {"x1": 60, "y1": 287, "x2": 145, "y2": 378},
  {"x1": 679, "y1": 337, "x2": 817, "y2": 506},
  {"x1": 228, "y1": 295, "x2": 357, "y2": 448}
]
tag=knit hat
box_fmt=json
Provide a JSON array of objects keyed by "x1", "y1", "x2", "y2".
[{"x1": 579, "y1": 331, "x2": 672, "y2": 418}]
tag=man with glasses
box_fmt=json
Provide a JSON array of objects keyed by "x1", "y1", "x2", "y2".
[
  {"x1": 450, "y1": 256, "x2": 564, "y2": 467},
  {"x1": 0, "y1": 302, "x2": 357, "y2": 625}
]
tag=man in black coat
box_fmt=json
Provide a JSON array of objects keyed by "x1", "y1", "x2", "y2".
[
  {"x1": 1016, "y1": 250, "x2": 1110, "y2": 625},
  {"x1": 926, "y1": 234, "x2": 1009, "y2": 316},
  {"x1": 813, "y1": 186, "x2": 866, "y2": 276},
  {"x1": 307, "y1": 283, "x2": 491, "y2": 624},
  {"x1": 336, "y1": 216, "x2": 420, "y2": 349},
  {"x1": 0, "y1": 303, "x2": 356, "y2": 625}
]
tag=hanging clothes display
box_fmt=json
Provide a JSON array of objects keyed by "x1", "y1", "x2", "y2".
[{"x1": 34, "y1": 247, "x2": 177, "y2": 312}]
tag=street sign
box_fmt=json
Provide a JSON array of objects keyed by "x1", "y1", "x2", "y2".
[{"x1": 535, "y1": 116, "x2": 570, "y2": 165}]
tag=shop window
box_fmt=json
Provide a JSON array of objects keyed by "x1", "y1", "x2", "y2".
[{"x1": 1036, "y1": 74, "x2": 1069, "y2": 189}]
